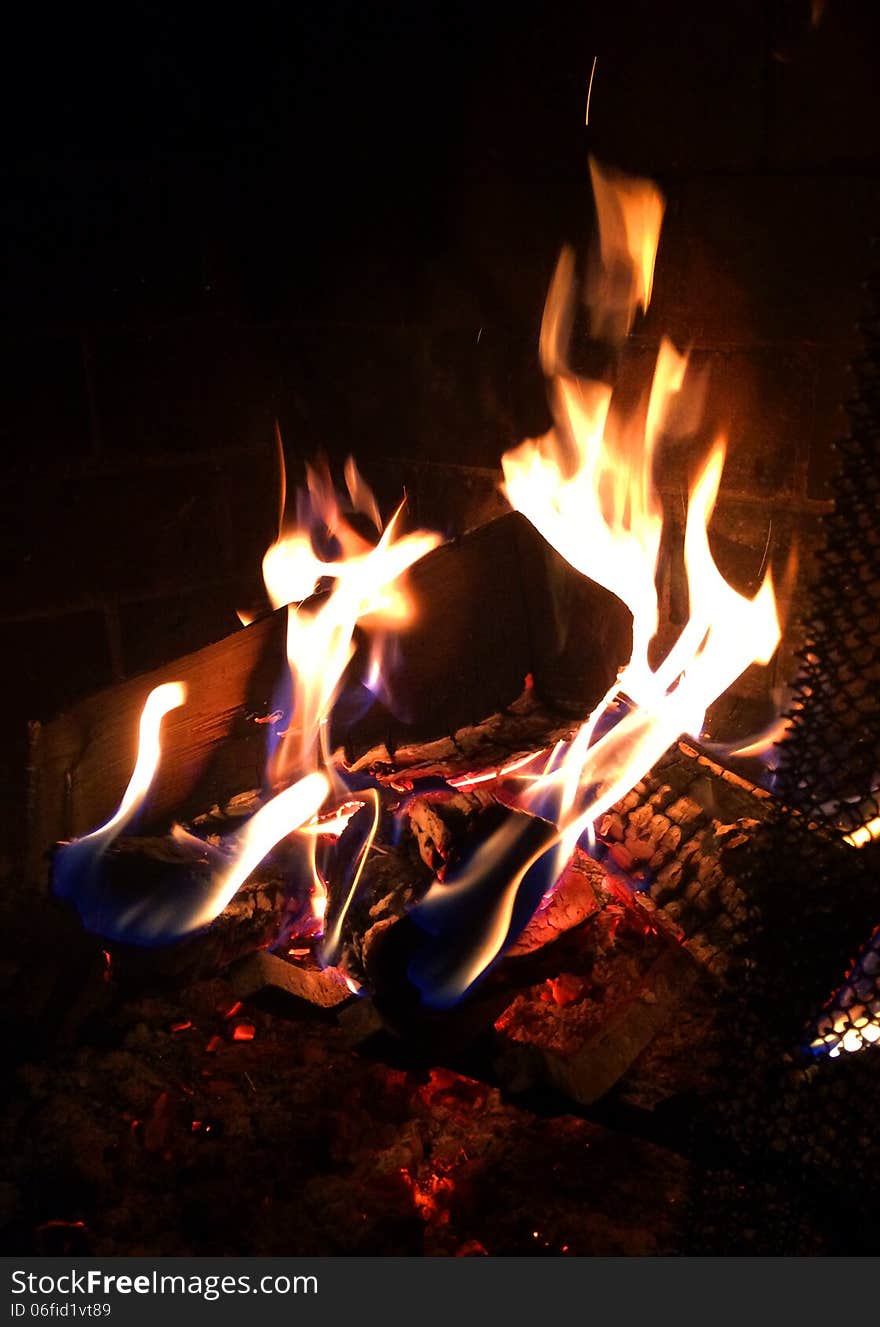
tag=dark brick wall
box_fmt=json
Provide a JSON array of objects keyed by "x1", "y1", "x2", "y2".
[{"x1": 1, "y1": 1, "x2": 877, "y2": 865}]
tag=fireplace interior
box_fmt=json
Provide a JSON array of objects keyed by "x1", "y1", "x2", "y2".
[{"x1": 2, "y1": 0, "x2": 880, "y2": 1257}]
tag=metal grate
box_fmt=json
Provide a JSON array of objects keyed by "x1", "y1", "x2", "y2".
[{"x1": 687, "y1": 258, "x2": 880, "y2": 1252}]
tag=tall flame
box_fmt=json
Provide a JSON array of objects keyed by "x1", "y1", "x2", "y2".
[
  {"x1": 417, "y1": 158, "x2": 782, "y2": 1002},
  {"x1": 260, "y1": 457, "x2": 440, "y2": 928}
]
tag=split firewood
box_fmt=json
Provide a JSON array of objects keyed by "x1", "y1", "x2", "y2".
[{"x1": 29, "y1": 511, "x2": 633, "y2": 884}]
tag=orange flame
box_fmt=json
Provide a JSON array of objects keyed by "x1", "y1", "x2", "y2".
[
  {"x1": 260, "y1": 458, "x2": 440, "y2": 922},
  {"x1": 431, "y1": 160, "x2": 782, "y2": 999},
  {"x1": 586, "y1": 156, "x2": 665, "y2": 342},
  {"x1": 263, "y1": 462, "x2": 440, "y2": 788},
  {"x1": 57, "y1": 158, "x2": 785, "y2": 983}
]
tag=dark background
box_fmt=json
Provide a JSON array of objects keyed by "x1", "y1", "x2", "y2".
[{"x1": 1, "y1": 0, "x2": 878, "y2": 867}]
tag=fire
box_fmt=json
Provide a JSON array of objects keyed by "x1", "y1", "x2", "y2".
[
  {"x1": 259, "y1": 456, "x2": 440, "y2": 923},
  {"x1": 55, "y1": 154, "x2": 783, "y2": 996},
  {"x1": 55, "y1": 461, "x2": 439, "y2": 944},
  {"x1": 53, "y1": 682, "x2": 187, "y2": 917},
  {"x1": 411, "y1": 157, "x2": 781, "y2": 1001}
]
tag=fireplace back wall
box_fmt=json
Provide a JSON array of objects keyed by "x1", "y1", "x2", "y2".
[{"x1": 1, "y1": 0, "x2": 878, "y2": 873}]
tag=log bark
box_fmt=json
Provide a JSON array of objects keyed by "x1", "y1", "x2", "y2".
[{"x1": 343, "y1": 686, "x2": 585, "y2": 785}]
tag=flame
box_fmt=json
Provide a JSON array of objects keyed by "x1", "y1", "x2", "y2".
[
  {"x1": 262, "y1": 461, "x2": 440, "y2": 789},
  {"x1": 53, "y1": 681, "x2": 186, "y2": 882},
  {"x1": 586, "y1": 156, "x2": 665, "y2": 343},
  {"x1": 52, "y1": 682, "x2": 188, "y2": 934},
  {"x1": 171, "y1": 771, "x2": 330, "y2": 933},
  {"x1": 416, "y1": 159, "x2": 782, "y2": 1003},
  {"x1": 260, "y1": 458, "x2": 440, "y2": 924},
  {"x1": 56, "y1": 157, "x2": 786, "y2": 992},
  {"x1": 54, "y1": 454, "x2": 441, "y2": 943}
]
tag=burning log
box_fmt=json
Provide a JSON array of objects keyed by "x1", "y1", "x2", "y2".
[
  {"x1": 493, "y1": 891, "x2": 704, "y2": 1107},
  {"x1": 51, "y1": 835, "x2": 302, "y2": 988},
  {"x1": 338, "y1": 511, "x2": 633, "y2": 779},
  {"x1": 595, "y1": 739, "x2": 776, "y2": 978},
  {"x1": 28, "y1": 512, "x2": 633, "y2": 884},
  {"x1": 28, "y1": 609, "x2": 287, "y2": 886},
  {"x1": 325, "y1": 790, "x2": 615, "y2": 1036}
]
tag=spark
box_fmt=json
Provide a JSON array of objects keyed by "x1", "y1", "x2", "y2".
[{"x1": 585, "y1": 56, "x2": 598, "y2": 126}]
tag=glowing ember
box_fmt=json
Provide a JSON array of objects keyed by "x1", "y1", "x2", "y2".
[{"x1": 808, "y1": 925, "x2": 880, "y2": 1058}]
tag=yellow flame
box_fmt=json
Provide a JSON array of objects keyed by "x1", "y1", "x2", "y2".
[
  {"x1": 75, "y1": 681, "x2": 186, "y2": 851},
  {"x1": 265, "y1": 495, "x2": 441, "y2": 787},
  {"x1": 447, "y1": 162, "x2": 783, "y2": 994},
  {"x1": 259, "y1": 459, "x2": 441, "y2": 920},
  {"x1": 176, "y1": 771, "x2": 330, "y2": 933}
]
